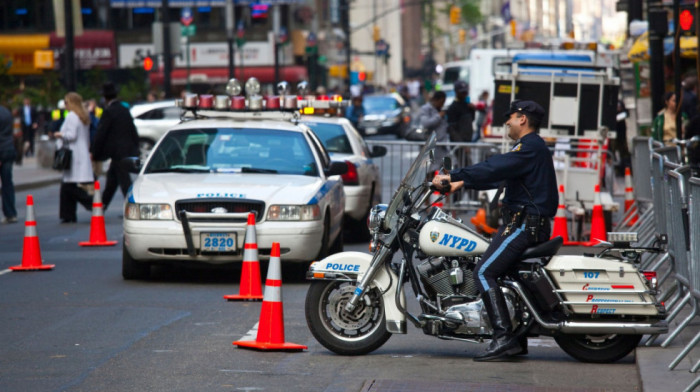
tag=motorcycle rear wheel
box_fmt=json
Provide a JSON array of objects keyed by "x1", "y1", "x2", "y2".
[
  {"x1": 554, "y1": 333, "x2": 642, "y2": 363},
  {"x1": 305, "y1": 280, "x2": 391, "y2": 355}
]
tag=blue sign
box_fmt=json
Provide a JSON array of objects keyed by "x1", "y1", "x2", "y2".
[{"x1": 375, "y1": 39, "x2": 388, "y2": 56}]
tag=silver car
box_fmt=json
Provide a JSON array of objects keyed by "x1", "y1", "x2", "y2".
[
  {"x1": 131, "y1": 100, "x2": 181, "y2": 160},
  {"x1": 301, "y1": 116, "x2": 386, "y2": 241}
]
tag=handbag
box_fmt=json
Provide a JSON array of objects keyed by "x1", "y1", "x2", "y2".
[{"x1": 52, "y1": 146, "x2": 72, "y2": 170}]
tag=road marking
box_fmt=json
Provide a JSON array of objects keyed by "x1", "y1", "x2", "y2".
[
  {"x1": 0, "y1": 269, "x2": 12, "y2": 276},
  {"x1": 239, "y1": 322, "x2": 259, "y2": 342}
]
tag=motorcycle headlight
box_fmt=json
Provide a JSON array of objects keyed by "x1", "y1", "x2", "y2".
[
  {"x1": 125, "y1": 203, "x2": 173, "y2": 220},
  {"x1": 267, "y1": 205, "x2": 321, "y2": 221},
  {"x1": 367, "y1": 204, "x2": 388, "y2": 233}
]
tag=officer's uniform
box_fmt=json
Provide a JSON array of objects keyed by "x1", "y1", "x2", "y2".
[{"x1": 447, "y1": 100, "x2": 558, "y2": 361}]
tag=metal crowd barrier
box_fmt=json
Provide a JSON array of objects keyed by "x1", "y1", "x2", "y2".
[
  {"x1": 365, "y1": 139, "x2": 499, "y2": 210},
  {"x1": 630, "y1": 137, "x2": 655, "y2": 203}
]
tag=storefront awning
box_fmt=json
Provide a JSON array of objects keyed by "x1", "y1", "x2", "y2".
[
  {"x1": 0, "y1": 34, "x2": 50, "y2": 75},
  {"x1": 149, "y1": 66, "x2": 309, "y2": 87}
]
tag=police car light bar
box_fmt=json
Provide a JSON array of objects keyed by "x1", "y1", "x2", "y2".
[
  {"x1": 176, "y1": 78, "x2": 348, "y2": 121},
  {"x1": 607, "y1": 232, "x2": 638, "y2": 244}
]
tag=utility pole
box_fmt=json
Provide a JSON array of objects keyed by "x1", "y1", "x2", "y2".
[
  {"x1": 273, "y1": 5, "x2": 281, "y2": 84},
  {"x1": 673, "y1": 0, "x2": 682, "y2": 138},
  {"x1": 162, "y1": 0, "x2": 172, "y2": 97},
  {"x1": 647, "y1": 0, "x2": 667, "y2": 116},
  {"x1": 226, "y1": 0, "x2": 236, "y2": 79},
  {"x1": 341, "y1": 0, "x2": 351, "y2": 92},
  {"x1": 64, "y1": 0, "x2": 76, "y2": 91}
]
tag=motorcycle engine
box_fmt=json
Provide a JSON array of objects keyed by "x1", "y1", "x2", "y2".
[{"x1": 416, "y1": 257, "x2": 479, "y2": 300}]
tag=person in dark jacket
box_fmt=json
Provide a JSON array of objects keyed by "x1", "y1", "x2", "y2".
[
  {"x1": 19, "y1": 97, "x2": 39, "y2": 158},
  {"x1": 433, "y1": 100, "x2": 557, "y2": 362},
  {"x1": 0, "y1": 103, "x2": 18, "y2": 223},
  {"x1": 445, "y1": 80, "x2": 475, "y2": 142},
  {"x1": 92, "y1": 82, "x2": 139, "y2": 210}
]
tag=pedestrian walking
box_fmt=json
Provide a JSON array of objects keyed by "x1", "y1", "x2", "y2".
[
  {"x1": 19, "y1": 97, "x2": 39, "y2": 158},
  {"x1": 0, "y1": 103, "x2": 18, "y2": 224},
  {"x1": 651, "y1": 92, "x2": 687, "y2": 145},
  {"x1": 53, "y1": 92, "x2": 94, "y2": 223},
  {"x1": 474, "y1": 90, "x2": 490, "y2": 142},
  {"x1": 415, "y1": 91, "x2": 449, "y2": 168},
  {"x1": 92, "y1": 82, "x2": 139, "y2": 210}
]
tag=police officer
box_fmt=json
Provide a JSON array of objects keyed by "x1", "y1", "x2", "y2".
[{"x1": 432, "y1": 100, "x2": 558, "y2": 361}]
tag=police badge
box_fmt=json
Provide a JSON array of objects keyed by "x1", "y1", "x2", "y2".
[{"x1": 430, "y1": 231, "x2": 439, "y2": 242}]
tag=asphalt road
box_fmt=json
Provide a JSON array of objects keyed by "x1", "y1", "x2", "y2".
[{"x1": 0, "y1": 181, "x2": 643, "y2": 392}]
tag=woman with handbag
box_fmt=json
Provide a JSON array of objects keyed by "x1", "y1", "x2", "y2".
[{"x1": 53, "y1": 92, "x2": 93, "y2": 223}]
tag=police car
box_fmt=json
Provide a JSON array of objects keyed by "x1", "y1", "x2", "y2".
[
  {"x1": 300, "y1": 115, "x2": 386, "y2": 240},
  {"x1": 121, "y1": 79, "x2": 347, "y2": 279}
]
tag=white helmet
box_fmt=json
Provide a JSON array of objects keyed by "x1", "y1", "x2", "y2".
[{"x1": 58, "y1": 99, "x2": 65, "y2": 110}]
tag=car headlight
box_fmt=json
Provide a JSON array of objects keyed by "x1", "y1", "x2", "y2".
[
  {"x1": 267, "y1": 205, "x2": 321, "y2": 221},
  {"x1": 367, "y1": 204, "x2": 388, "y2": 233},
  {"x1": 125, "y1": 203, "x2": 173, "y2": 220}
]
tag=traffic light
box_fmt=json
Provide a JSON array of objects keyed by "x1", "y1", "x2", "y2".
[
  {"x1": 510, "y1": 19, "x2": 517, "y2": 37},
  {"x1": 450, "y1": 5, "x2": 461, "y2": 25},
  {"x1": 679, "y1": 5, "x2": 695, "y2": 35},
  {"x1": 372, "y1": 25, "x2": 380, "y2": 42},
  {"x1": 143, "y1": 56, "x2": 154, "y2": 72},
  {"x1": 458, "y1": 28, "x2": 466, "y2": 43}
]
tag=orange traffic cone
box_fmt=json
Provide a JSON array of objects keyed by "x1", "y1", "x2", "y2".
[
  {"x1": 233, "y1": 242, "x2": 307, "y2": 351},
  {"x1": 624, "y1": 167, "x2": 639, "y2": 226},
  {"x1": 470, "y1": 208, "x2": 497, "y2": 236},
  {"x1": 10, "y1": 195, "x2": 54, "y2": 271},
  {"x1": 79, "y1": 181, "x2": 117, "y2": 247},
  {"x1": 551, "y1": 185, "x2": 579, "y2": 245},
  {"x1": 585, "y1": 184, "x2": 607, "y2": 246},
  {"x1": 224, "y1": 213, "x2": 264, "y2": 301}
]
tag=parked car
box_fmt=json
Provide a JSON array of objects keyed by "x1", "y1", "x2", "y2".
[
  {"x1": 122, "y1": 104, "x2": 347, "y2": 280},
  {"x1": 301, "y1": 116, "x2": 386, "y2": 240},
  {"x1": 130, "y1": 100, "x2": 181, "y2": 161},
  {"x1": 358, "y1": 93, "x2": 411, "y2": 137}
]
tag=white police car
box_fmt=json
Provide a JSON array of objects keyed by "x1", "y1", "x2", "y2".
[
  {"x1": 301, "y1": 116, "x2": 386, "y2": 240},
  {"x1": 121, "y1": 79, "x2": 347, "y2": 279}
]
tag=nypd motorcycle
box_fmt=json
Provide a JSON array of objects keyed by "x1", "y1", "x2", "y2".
[{"x1": 304, "y1": 132, "x2": 668, "y2": 363}]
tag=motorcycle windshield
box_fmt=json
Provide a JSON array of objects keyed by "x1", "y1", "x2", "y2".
[{"x1": 382, "y1": 133, "x2": 437, "y2": 230}]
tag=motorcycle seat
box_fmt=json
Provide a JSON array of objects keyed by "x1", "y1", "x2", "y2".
[{"x1": 520, "y1": 236, "x2": 563, "y2": 261}]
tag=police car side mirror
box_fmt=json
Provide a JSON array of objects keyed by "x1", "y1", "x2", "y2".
[
  {"x1": 325, "y1": 161, "x2": 348, "y2": 177},
  {"x1": 121, "y1": 157, "x2": 142, "y2": 174},
  {"x1": 370, "y1": 145, "x2": 387, "y2": 158}
]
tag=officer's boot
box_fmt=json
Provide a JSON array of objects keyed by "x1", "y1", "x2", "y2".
[{"x1": 474, "y1": 288, "x2": 521, "y2": 361}]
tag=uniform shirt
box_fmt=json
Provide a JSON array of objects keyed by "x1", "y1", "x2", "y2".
[{"x1": 449, "y1": 132, "x2": 558, "y2": 218}]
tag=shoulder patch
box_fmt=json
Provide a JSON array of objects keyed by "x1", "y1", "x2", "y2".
[{"x1": 511, "y1": 143, "x2": 522, "y2": 152}]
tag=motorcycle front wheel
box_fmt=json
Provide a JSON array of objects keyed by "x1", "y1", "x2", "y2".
[
  {"x1": 305, "y1": 280, "x2": 391, "y2": 355},
  {"x1": 554, "y1": 333, "x2": 642, "y2": 363}
]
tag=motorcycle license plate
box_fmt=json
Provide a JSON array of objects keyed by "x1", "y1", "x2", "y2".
[{"x1": 200, "y1": 232, "x2": 236, "y2": 252}]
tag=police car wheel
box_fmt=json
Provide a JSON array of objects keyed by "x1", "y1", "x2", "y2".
[
  {"x1": 305, "y1": 280, "x2": 391, "y2": 355},
  {"x1": 553, "y1": 334, "x2": 641, "y2": 363},
  {"x1": 122, "y1": 244, "x2": 151, "y2": 280}
]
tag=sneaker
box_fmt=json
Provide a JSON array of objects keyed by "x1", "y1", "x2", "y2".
[{"x1": 1, "y1": 216, "x2": 18, "y2": 224}]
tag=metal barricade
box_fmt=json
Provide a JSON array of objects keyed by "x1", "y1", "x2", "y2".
[
  {"x1": 630, "y1": 137, "x2": 654, "y2": 203},
  {"x1": 365, "y1": 139, "x2": 499, "y2": 209}
]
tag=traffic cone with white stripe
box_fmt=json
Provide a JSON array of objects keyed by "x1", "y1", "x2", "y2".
[
  {"x1": 79, "y1": 181, "x2": 117, "y2": 247},
  {"x1": 224, "y1": 213, "x2": 263, "y2": 301},
  {"x1": 233, "y1": 242, "x2": 307, "y2": 351},
  {"x1": 551, "y1": 185, "x2": 578, "y2": 245},
  {"x1": 584, "y1": 184, "x2": 607, "y2": 246},
  {"x1": 624, "y1": 167, "x2": 639, "y2": 226},
  {"x1": 11, "y1": 195, "x2": 54, "y2": 271}
]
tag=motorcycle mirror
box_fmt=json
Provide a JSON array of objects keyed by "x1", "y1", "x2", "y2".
[{"x1": 443, "y1": 156, "x2": 452, "y2": 171}]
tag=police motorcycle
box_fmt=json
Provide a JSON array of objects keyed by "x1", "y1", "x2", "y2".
[{"x1": 305, "y1": 132, "x2": 668, "y2": 363}]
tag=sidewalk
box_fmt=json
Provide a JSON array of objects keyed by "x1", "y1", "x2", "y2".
[
  {"x1": 637, "y1": 305, "x2": 700, "y2": 392},
  {"x1": 1, "y1": 155, "x2": 62, "y2": 192}
]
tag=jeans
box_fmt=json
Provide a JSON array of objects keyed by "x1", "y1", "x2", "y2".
[{"x1": 0, "y1": 149, "x2": 17, "y2": 219}]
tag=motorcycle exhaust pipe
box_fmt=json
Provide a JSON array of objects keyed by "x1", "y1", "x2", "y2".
[{"x1": 507, "y1": 281, "x2": 669, "y2": 335}]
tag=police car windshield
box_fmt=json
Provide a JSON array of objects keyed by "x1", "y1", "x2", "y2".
[
  {"x1": 144, "y1": 128, "x2": 319, "y2": 177},
  {"x1": 302, "y1": 122, "x2": 353, "y2": 154}
]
